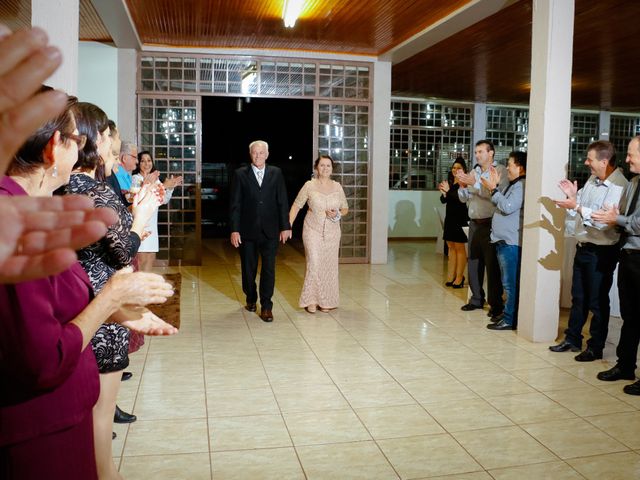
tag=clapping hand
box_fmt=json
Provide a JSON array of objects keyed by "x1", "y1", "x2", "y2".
[
  {"x1": 0, "y1": 24, "x2": 67, "y2": 178},
  {"x1": 456, "y1": 170, "x2": 476, "y2": 188},
  {"x1": 117, "y1": 307, "x2": 178, "y2": 336},
  {"x1": 591, "y1": 204, "x2": 620, "y2": 225},
  {"x1": 554, "y1": 179, "x2": 578, "y2": 210},
  {"x1": 0, "y1": 195, "x2": 117, "y2": 284},
  {"x1": 132, "y1": 184, "x2": 161, "y2": 223},
  {"x1": 480, "y1": 166, "x2": 501, "y2": 191},
  {"x1": 164, "y1": 175, "x2": 183, "y2": 189},
  {"x1": 438, "y1": 180, "x2": 450, "y2": 194}
]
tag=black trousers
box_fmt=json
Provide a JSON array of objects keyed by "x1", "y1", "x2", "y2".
[
  {"x1": 467, "y1": 220, "x2": 503, "y2": 312},
  {"x1": 616, "y1": 250, "x2": 640, "y2": 372},
  {"x1": 564, "y1": 243, "x2": 619, "y2": 351},
  {"x1": 239, "y1": 232, "x2": 278, "y2": 310}
]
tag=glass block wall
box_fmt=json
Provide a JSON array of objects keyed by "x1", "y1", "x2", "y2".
[
  {"x1": 485, "y1": 106, "x2": 529, "y2": 164},
  {"x1": 138, "y1": 96, "x2": 200, "y2": 264},
  {"x1": 610, "y1": 115, "x2": 640, "y2": 177},
  {"x1": 389, "y1": 101, "x2": 613, "y2": 190},
  {"x1": 389, "y1": 101, "x2": 473, "y2": 190},
  {"x1": 139, "y1": 53, "x2": 372, "y2": 263},
  {"x1": 140, "y1": 55, "x2": 370, "y2": 100},
  {"x1": 317, "y1": 103, "x2": 369, "y2": 260},
  {"x1": 569, "y1": 112, "x2": 599, "y2": 186}
]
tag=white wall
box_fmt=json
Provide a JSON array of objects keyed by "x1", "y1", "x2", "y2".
[
  {"x1": 78, "y1": 41, "x2": 118, "y2": 121},
  {"x1": 388, "y1": 190, "x2": 444, "y2": 238}
]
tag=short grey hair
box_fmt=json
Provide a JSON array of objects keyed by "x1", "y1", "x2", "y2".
[
  {"x1": 249, "y1": 140, "x2": 268, "y2": 151},
  {"x1": 119, "y1": 141, "x2": 138, "y2": 157}
]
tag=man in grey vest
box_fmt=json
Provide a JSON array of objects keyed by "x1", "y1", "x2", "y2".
[{"x1": 456, "y1": 140, "x2": 508, "y2": 319}]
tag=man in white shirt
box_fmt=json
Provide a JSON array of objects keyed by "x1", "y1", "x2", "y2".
[{"x1": 549, "y1": 140, "x2": 627, "y2": 361}]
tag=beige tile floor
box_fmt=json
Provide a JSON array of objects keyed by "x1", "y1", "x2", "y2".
[{"x1": 115, "y1": 240, "x2": 640, "y2": 479}]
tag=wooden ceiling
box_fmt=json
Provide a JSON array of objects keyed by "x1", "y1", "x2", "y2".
[
  {"x1": 0, "y1": 0, "x2": 112, "y2": 42},
  {"x1": 123, "y1": 0, "x2": 470, "y2": 54},
  {"x1": 1, "y1": 0, "x2": 639, "y2": 111},
  {"x1": 393, "y1": 0, "x2": 640, "y2": 111}
]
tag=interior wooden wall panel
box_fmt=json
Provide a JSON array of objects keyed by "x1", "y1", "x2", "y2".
[
  {"x1": 0, "y1": 0, "x2": 111, "y2": 42},
  {"x1": 393, "y1": 0, "x2": 640, "y2": 111},
  {"x1": 392, "y1": 0, "x2": 533, "y2": 106},
  {"x1": 1, "y1": 0, "x2": 640, "y2": 111},
  {"x1": 79, "y1": 0, "x2": 112, "y2": 42}
]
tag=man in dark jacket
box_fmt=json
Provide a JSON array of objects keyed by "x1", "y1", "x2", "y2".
[{"x1": 230, "y1": 140, "x2": 291, "y2": 322}]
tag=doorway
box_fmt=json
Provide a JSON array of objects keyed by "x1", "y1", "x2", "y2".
[{"x1": 201, "y1": 96, "x2": 314, "y2": 239}]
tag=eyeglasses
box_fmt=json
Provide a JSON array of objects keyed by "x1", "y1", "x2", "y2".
[{"x1": 62, "y1": 132, "x2": 87, "y2": 150}]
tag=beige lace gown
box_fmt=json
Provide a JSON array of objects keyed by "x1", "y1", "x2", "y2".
[{"x1": 293, "y1": 179, "x2": 348, "y2": 309}]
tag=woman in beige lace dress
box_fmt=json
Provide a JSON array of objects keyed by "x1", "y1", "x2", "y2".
[{"x1": 289, "y1": 155, "x2": 349, "y2": 313}]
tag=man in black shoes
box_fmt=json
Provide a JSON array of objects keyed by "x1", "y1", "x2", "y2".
[
  {"x1": 591, "y1": 136, "x2": 640, "y2": 394},
  {"x1": 230, "y1": 140, "x2": 291, "y2": 322},
  {"x1": 549, "y1": 141, "x2": 627, "y2": 362},
  {"x1": 456, "y1": 140, "x2": 507, "y2": 318}
]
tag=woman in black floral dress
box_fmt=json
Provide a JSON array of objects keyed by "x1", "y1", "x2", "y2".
[{"x1": 65, "y1": 102, "x2": 160, "y2": 479}]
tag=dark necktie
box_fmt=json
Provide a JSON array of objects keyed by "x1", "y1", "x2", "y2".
[{"x1": 626, "y1": 180, "x2": 640, "y2": 216}]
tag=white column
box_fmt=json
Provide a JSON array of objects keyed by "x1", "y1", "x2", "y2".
[
  {"x1": 31, "y1": 0, "x2": 79, "y2": 95},
  {"x1": 117, "y1": 48, "x2": 138, "y2": 142},
  {"x1": 519, "y1": 0, "x2": 575, "y2": 342},
  {"x1": 599, "y1": 111, "x2": 611, "y2": 141},
  {"x1": 473, "y1": 103, "x2": 487, "y2": 146},
  {"x1": 370, "y1": 60, "x2": 391, "y2": 264}
]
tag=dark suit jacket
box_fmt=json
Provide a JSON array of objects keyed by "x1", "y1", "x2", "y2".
[{"x1": 229, "y1": 164, "x2": 290, "y2": 240}]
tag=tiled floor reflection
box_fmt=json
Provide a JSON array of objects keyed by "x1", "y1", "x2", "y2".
[{"x1": 116, "y1": 240, "x2": 640, "y2": 479}]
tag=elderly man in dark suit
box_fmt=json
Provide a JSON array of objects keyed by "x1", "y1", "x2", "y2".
[{"x1": 230, "y1": 140, "x2": 292, "y2": 322}]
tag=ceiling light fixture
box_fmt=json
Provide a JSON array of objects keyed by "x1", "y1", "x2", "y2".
[{"x1": 283, "y1": 0, "x2": 305, "y2": 28}]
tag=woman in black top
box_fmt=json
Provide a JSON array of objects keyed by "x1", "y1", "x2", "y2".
[
  {"x1": 438, "y1": 157, "x2": 469, "y2": 287},
  {"x1": 65, "y1": 102, "x2": 161, "y2": 479}
]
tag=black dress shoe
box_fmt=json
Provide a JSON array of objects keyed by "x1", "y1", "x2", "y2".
[
  {"x1": 112, "y1": 432, "x2": 117, "y2": 440},
  {"x1": 121, "y1": 371, "x2": 133, "y2": 381},
  {"x1": 487, "y1": 309, "x2": 503, "y2": 318},
  {"x1": 461, "y1": 303, "x2": 482, "y2": 311},
  {"x1": 490, "y1": 313, "x2": 505, "y2": 323},
  {"x1": 549, "y1": 340, "x2": 580, "y2": 352},
  {"x1": 597, "y1": 366, "x2": 636, "y2": 382},
  {"x1": 487, "y1": 319, "x2": 515, "y2": 330},
  {"x1": 245, "y1": 303, "x2": 257, "y2": 312},
  {"x1": 114, "y1": 405, "x2": 137, "y2": 424},
  {"x1": 260, "y1": 309, "x2": 273, "y2": 322},
  {"x1": 574, "y1": 349, "x2": 603, "y2": 362},
  {"x1": 623, "y1": 380, "x2": 640, "y2": 395}
]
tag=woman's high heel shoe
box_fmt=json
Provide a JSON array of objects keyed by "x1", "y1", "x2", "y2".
[
  {"x1": 445, "y1": 280, "x2": 454, "y2": 287},
  {"x1": 451, "y1": 276, "x2": 465, "y2": 288}
]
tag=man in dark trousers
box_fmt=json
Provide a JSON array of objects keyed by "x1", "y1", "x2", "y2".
[{"x1": 230, "y1": 140, "x2": 292, "y2": 322}]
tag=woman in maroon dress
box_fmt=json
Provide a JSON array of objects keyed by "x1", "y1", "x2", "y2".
[{"x1": 0, "y1": 93, "x2": 177, "y2": 479}]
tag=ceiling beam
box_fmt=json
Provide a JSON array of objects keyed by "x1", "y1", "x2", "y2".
[
  {"x1": 381, "y1": 0, "x2": 518, "y2": 64},
  {"x1": 89, "y1": 0, "x2": 141, "y2": 49}
]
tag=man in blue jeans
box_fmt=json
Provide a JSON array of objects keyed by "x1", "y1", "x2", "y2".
[
  {"x1": 481, "y1": 152, "x2": 527, "y2": 330},
  {"x1": 549, "y1": 141, "x2": 627, "y2": 361}
]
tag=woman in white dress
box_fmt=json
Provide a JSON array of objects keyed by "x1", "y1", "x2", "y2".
[
  {"x1": 131, "y1": 151, "x2": 183, "y2": 271},
  {"x1": 289, "y1": 155, "x2": 348, "y2": 313}
]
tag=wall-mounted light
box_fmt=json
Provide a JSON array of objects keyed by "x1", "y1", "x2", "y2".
[{"x1": 283, "y1": 0, "x2": 305, "y2": 28}]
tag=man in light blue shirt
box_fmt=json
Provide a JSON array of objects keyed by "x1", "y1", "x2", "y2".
[
  {"x1": 113, "y1": 141, "x2": 138, "y2": 197},
  {"x1": 550, "y1": 140, "x2": 627, "y2": 361},
  {"x1": 481, "y1": 151, "x2": 527, "y2": 331}
]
